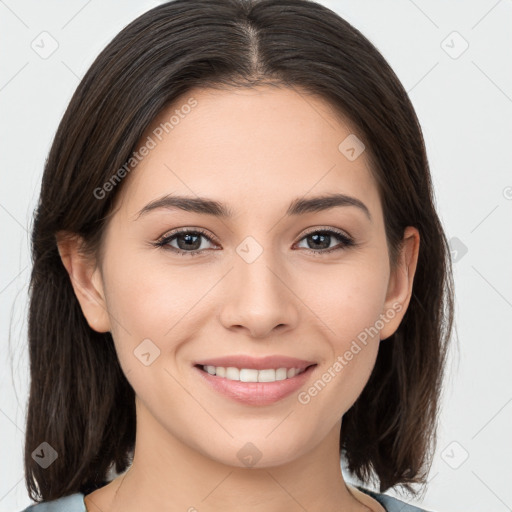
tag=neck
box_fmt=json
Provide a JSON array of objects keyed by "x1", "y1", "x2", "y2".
[{"x1": 84, "y1": 399, "x2": 375, "y2": 512}]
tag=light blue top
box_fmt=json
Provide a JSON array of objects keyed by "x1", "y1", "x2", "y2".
[{"x1": 20, "y1": 486, "x2": 433, "y2": 511}]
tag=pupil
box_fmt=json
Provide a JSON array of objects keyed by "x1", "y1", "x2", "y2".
[
  {"x1": 179, "y1": 233, "x2": 200, "y2": 250},
  {"x1": 310, "y1": 233, "x2": 329, "y2": 249}
]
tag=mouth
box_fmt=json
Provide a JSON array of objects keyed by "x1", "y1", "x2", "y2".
[{"x1": 192, "y1": 357, "x2": 318, "y2": 406}]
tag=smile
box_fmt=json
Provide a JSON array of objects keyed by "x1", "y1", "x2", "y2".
[
  {"x1": 200, "y1": 365, "x2": 308, "y2": 382},
  {"x1": 193, "y1": 363, "x2": 317, "y2": 406}
]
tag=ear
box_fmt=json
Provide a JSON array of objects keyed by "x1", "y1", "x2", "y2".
[
  {"x1": 56, "y1": 231, "x2": 111, "y2": 333},
  {"x1": 380, "y1": 226, "x2": 420, "y2": 341}
]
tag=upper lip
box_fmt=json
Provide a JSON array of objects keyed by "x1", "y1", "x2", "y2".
[{"x1": 194, "y1": 355, "x2": 317, "y2": 371}]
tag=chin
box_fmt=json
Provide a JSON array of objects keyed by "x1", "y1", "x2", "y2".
[{"x1": 201, "y1": 435, "x2": 308, "y2": 470}]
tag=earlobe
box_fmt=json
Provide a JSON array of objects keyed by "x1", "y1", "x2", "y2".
[
  {"x1": 56, "y1": 231, "x2": 111, "y2": 333},
  {"x1": 380, "y1": 226, "x2": 420, "y2": 340}
]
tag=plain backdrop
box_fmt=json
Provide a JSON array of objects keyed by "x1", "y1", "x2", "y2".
[{"x1": 1, "y1": 1, "x2": 511, "y2": 511}]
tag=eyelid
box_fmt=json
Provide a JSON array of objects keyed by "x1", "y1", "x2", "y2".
[
  {"x1": 298, "y1": 225, "x2": 353, "y2": 241},
  {"x1": 157, "y1": 227, "x2": 218, "y2": 243}
]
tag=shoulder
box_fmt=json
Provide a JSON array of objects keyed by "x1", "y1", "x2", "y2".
[
  {"x1": 356, "y1": 486, "x2": 435, "y2": 512},
  {"x1": 20, "y1": 493, "x2": 86, "y2": 512}
]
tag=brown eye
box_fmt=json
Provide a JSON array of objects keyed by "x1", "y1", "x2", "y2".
[
  {"x1": 296, "y1": 229, "x2": 354, "y2": 254},
  {"x1": 154, "y1": 228, "x2": 217, "y2": 256}
]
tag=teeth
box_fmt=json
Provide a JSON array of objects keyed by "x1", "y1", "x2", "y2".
[
  {"x1": 202, "y1": 365, "x2": 306, "y2": 382},
  {"x1": 258, "y1": 369, "x2": 276, "y2": 382},
  {"x1": 240, "y1": 369, "x2": 258, "y2": 382},
  {"x1": 226, "y1": 367, "x2": 239, "y2": 380}
]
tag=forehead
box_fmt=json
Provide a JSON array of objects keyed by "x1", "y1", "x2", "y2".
[{"x1": 115, "y1": 85, "x2": 380, "y2": 219}]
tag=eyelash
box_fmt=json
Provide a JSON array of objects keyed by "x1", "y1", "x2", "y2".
[{"x1": 152, "y1": 227, "x2": 355, "y2": 257}]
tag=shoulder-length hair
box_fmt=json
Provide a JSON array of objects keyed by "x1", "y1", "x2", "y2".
[{"x1": 25, "y1": 0, "x2": 454, "y2": 502}]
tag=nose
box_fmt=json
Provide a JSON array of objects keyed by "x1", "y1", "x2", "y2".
[{"x1": 218, "y1": 247, "x2": 300, "y2": 339}]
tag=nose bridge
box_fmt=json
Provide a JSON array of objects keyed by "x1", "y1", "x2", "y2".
[
  {"x1": 234, "y1": 234, "x2": 287, "y2": 305},
  {"x1": 219, "y1": 234, "x2": 299, "y2": 336}
]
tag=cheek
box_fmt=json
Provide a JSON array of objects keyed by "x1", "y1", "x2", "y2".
[
  {"x1": 100, "y1": 247, "x2": 204, "y2": 373},
  {"x1": 100, "y1": 254, "x2": 206, "y2": 412},
  {"x1": 299, "y1": 258, "x2": 389, "y2": 403},
  {"x1": 103, "y1": 244, "x2": 206, "y2": 329},
  {"x1": 303, "y1": 257, "x2": 390, "y2": 347}
]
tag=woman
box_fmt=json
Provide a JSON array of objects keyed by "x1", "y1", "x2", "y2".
[{"x1": 21, "y1": 0, "x2": 454, "y2": 511}]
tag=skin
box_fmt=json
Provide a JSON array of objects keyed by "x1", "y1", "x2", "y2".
[{"x1": 58, "y1": 85, "x2": 419, "y2": 512}]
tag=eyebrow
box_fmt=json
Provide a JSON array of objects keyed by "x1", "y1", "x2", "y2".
[{"x1": 135, "y1": 193, "x2": 372, "y2": 221}]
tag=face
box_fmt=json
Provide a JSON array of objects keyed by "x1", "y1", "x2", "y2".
[{"x1": 61, "y1": 85, "x2": 418, "y2": 469}]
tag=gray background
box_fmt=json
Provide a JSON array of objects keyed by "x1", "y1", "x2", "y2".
[{"x1": 1, "y1": 1, "x2": 511, "y2": 511}]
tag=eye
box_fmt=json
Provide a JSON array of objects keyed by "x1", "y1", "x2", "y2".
[
  {"x1": 153, "y1": 227, "x2": 355, "y2": 257},
  {"x1": 294, "y1": 228, "x2": 354, "y2": 255},
  {"x1": 153, "y1": 228, "x2": 218, "y2": 256}
]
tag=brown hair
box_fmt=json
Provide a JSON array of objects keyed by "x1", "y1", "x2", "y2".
[{"x1": 25, "y1": 0, "x2": 454, "y2": 502}]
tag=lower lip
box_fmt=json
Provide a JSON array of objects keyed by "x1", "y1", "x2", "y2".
[{"x1": 194, "y1": 365, "x2": 317, "y2": 406}]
